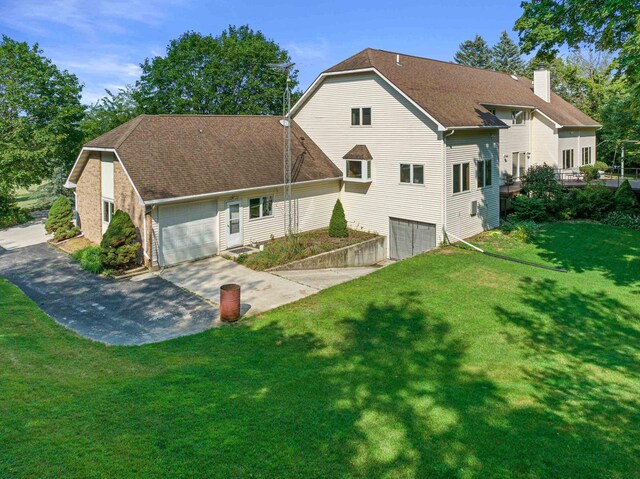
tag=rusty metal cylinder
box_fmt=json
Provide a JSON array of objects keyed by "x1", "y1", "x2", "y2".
[{"x1": 220, "y1": 283, "x2": 241, "y2": 322}]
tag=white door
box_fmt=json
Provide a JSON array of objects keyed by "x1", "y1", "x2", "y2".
[
  {"x1": 159, "y1": 200, "x2": 218, "y2": 266},
  {"x1": 227, "y1": 201, "x2": 243, "y2": 248}
]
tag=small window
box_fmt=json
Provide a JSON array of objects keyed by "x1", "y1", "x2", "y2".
[
  {"x1": 344, "y1": 159, "x2": 372, "y2": 182},
  {"x1": 400, "y1": 164, "x2": 424, "y2": 184},
  {"x1": 453, "y1": 163, "x2": 470, "y2": 193},
  {"x1": 512, "y1": 110, "x2": 525, "y2": 125},
  {"x1": 581, "y1": 147, "x2": 592, "y2": 166},
  {"x1": 347, "y1": 160, "x2": 363, "y2": 179},
  {"x1": 102, "y1": 199, "x2": 114, "y2": 224},
  {"x1": 351, "y1": 107, "x2": 371, "y2": 126},
  {"x1": 562, "y1": 149, "x2": 574, "y2": 169},
  {"x1": 249, "y1": 196, "x2": 273, "y2": 219},
  {"x1": 488, "y1": 108, "x2": 497, "y2": 116},
  {"x1": 477, "y1": 158, "x2": 492, "y2": 188}
]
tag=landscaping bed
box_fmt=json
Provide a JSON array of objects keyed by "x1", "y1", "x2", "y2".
[{"x1": 233, "y1": 228, "x2": 378, "y2": 271}]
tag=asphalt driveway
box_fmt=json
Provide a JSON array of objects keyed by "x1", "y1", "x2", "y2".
[{"x1": 0, "y1": 243, "x2": 218, "y2": 345}]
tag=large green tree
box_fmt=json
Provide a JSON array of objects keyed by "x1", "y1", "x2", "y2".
[
  {"x1": 134, "y1": 26, "x2": 297, "y2": 115},
  {"x1": 81, "y1": 86, "x2": 139, "y2": 142},
  {"x1": 454, "y1": 34, "x2": 492, "y2": 69},
  {"x1": 491, "y1": 31, "x2": 527, "y2": 75},
  {"x1": 0, "y1": 36, "x2": 84, "y2": 191}
]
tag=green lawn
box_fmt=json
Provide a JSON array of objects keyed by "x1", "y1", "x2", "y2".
[{"x1": 1, "y1": 222, "x2": 639, "y2": 478}]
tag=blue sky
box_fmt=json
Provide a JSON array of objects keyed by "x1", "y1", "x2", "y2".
[{"x1": 0, "y1": 0, "x2": 527, "y2": 104}]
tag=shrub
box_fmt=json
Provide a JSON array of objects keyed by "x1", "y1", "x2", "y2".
[
  {"x1": 71, "y1": 246, "x2": 103, "y2": 273},
  {"x1": 601, "y1": 211, "x2": 640, "y2": 230},
  {"x1": 614, "y1": 179, "x2": 639, "y2": 214},
  {"x1": 45, "y1": 195, "x2": 77, "y2": 240},
  {"x1": 501, "y1": 219, "x2": 541, "y2": 243},
  {"x1": 579, "y1": 165, "x2": 599, "y2": 182},
  {"x1": 593, "y1": 160, "x2": 608, "y2": 170},
  {"x1": 511, "y1": 195, "x2": 551, "y2": 222},
  {"x1": 521, "y1": 164, "x2": 562, "y2": 199},
  {"x1": 100, "y1": 210, "x2": 140, "y2": 271},
  {"x1": 572, "y1": 184, "x2": 615, "y2": 220},
  {"x1": 328, "y1": 199, "x2": 348, "y2": 238}
]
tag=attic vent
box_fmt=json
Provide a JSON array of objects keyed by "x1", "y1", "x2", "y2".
[{"x1": 510, "y1": 74, "x2": 518, "y2": 81}]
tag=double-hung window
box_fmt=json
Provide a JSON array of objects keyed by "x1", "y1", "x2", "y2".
[
  {"x1": 400, "y1": 163, "x2": 424, "y2": 185},
  {"x1": 351, "y1": 107, "x2": 372, "y2": 126},
  {"x1": 581, "y1": 147, "x2": 592, "y2": 166},
  {"x1": 249, "y1": 196, "x2": 273, "y2": 219},
  {"x1": 102, "y1": 199, "x2": 114, "y2": 224},
  {"x1": 511, "y1": 110, "x2": 526, "y2": 125},
  {"x1": 562, "y1": 149, "x2": 575, "y2": 169},
  {"x1": 477, "y1": 157, "x2": 492, "y2": 188},
  {"x1": 453, "y1": 163, "x2": 470, "y2": 193}
]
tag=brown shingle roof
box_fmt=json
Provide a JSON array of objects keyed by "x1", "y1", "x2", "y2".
[
  {"x1": 343, "y1": 145, "x2": 373, "y2": 160},
  {"x1": 323, "y1": 48, "x2": 600, "y2": 128},
  {"x1": 83, "y1": 115, "x2": 342, "y2": 202}
]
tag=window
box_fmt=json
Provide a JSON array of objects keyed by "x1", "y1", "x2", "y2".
[
  {"x1": 488, "y1": 108, "x2": 497, "y2": 116},
  {"x1": 102, "y1": 199, "x2": 114, "y2": 224},
  {"x1": 511, "y1": 110, "x2": 526, "y2": 125},
  {"x1": 477, "y1": 158, "x2": 492, "y2": 188},
  {"x1": 453, "y1": 163, "x2": 470, "y2": 193},
  {"x1": 512, "y1": 151, "x2": 527, "y2": 178},
  {"x1": 351, "y1": 107, "x2": 371, "y2": 126},
  {"x1": 581, "y1": 147, "x2": 592, "y2": 166},
  {"x1": 562, "y1": 149, "x2": 575, "y2": 169},
  {"x1": 400, "y1": 163, "x2": 424, "y2": 185},
  {"x1": 346, "y1": 160, "x2": 363, "y2": 179},
  {"x1": 249, "y1": 196, "x2": 273, "y2": 219},
  {"x1": 344, "y1": 159, "x2": 372, "y2": 182}
]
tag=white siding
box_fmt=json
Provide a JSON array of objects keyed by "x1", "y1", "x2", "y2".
[
  {"x1": 218, "y1": 180, "x2": 340, "y2": 251},
  {"x1": 531, "y1": 112, "x2": 559, "y2": 168},
  {"x1": 445, "y1": 131, "x2": 500, "y2": 240},
  {"x1": 101, "y1": 152, "x2": 114, "y2": 199},
  {"x1": 293, "y1": 73, "x2": 445, "y2": 254},
  {"x1": 494, "y1": 108, "x2": 532, "y2": 180}
]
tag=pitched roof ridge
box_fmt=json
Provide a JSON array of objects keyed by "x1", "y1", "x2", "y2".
[
  {"x1": 144, "y1": 114, "x2": 281, "y2": 118},
  {"x1": 114, "y1": 114, "x2": 146, "y2": 149}
]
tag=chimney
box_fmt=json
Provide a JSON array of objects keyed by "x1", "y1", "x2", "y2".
[{"x1": 533, "y1": 69, "x2": 551, "y2": 102}]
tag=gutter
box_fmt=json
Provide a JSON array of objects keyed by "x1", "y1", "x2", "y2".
[{"x1": 442, "y1": 129, "x2": 456, "y2": 239}]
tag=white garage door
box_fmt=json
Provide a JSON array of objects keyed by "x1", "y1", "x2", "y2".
[
  {"x1": 389, "y1": 218, "x2": 436, "y2": 260},
  {"x1": 159, "y1": 200, "x2": 218, "y2": 266}
]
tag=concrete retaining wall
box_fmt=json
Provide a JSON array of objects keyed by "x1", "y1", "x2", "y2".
[{"x1": 269, "y1": 236, "x2": 386, "y2": 271}]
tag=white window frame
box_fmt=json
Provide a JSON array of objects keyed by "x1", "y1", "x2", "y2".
[
  {"x1": 562, "y1": 149, "x2": 575, "y2": 169},
  {"x1": 351, "y1": 107, "x2": 372, "y2": 126},
  {"x1": 248, "y1": 195, "x2": 274, "y2": 220},
  {"x1": 477, "y1": 157, "x2": 493, "y2": 188},
  {"x1": 453, "y1": 162, "x2": 471, "y2": 194},
  {"x1": 399, "y1": 163, "x2": 425, "y2": 185},
  {"x1": 344, "y1": 159, "x2": 372, "y2": 182},
  {"x1": 102, "y1": 198, "x2": 114, "y2": 224},
  {"x1": 511, "y1": 110, "x2": 526, "y2": 125},
  {"x1": 581, "y1": 147, "x2": 592, "y2": 166}
]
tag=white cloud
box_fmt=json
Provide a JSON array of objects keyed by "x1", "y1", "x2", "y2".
[{"x1": 287, "y1": 39, "x2": 331, "y2": 64}]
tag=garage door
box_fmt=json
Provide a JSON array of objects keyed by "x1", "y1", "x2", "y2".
[
  {"x1": 159, "y1": 200, "x2": 218, "y2": 266},
  {"x1": 389, "y1": 218, "x2": 436, "y2": 260}
]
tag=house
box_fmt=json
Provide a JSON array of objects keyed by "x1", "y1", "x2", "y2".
[{"x1": 66, "y1": 48, "x2": 599, "y2": 266}]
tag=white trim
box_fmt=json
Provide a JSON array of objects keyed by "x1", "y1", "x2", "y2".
[
  {"x1": 144, "y1": 176, "x2": 342, "y2": 206},
  {"x1": 446, "y1": 125, "x2": 509, "y2": 130},
  {"x1": 290, "y1": 68, "x2": 448, "y2": 132},
  {"x1": 226, "y1": 200, "x2": 243, "y2": 248},
  {"x1": 481, "y1": 102, "x2": 535, "y2": 110},
  {"x1": 533, "y1": 109, "x2": 563, "y2": 129}
]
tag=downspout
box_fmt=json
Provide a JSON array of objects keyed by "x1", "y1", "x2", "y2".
[{"x1": 442, "y1": 130, "x2": 455, "y2": 240}]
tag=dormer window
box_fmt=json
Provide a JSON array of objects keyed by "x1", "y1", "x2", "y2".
[
  {"x1": 351, "y1": 107, "x2": 371, "y2": 126},
  {"x1": 511, "y1": 110, "x2": 526, "y2": 125},
  {"x1": 343, "y1": 145, "x2": 373, "y2": 182}
]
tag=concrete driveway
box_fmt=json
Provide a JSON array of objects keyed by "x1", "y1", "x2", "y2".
[
  {"x1": 0, "y1": 211, "x2": 51, "y2": 251},
  {"x1": 0, "y1": 243, "x2": 218, "y2": 345}
]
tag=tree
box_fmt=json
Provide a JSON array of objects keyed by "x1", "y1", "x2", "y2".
[
  {"x1": 45, "y1": 195, "x2": 79, "y2": 241},
  {"x1": 491, "y1": 31, "x2": 526, "y2": 75},
  {"x1": 614, "y1": 179, "x2": 639, "y2": 214},
  {"x1": 0, "y1": 36, "x2": 84, "y2": 192},
  {"x1": 328, "y1": 199, "x2": 348, "y2": 238},
  {"x1": 454, "y1": 34, "x2": 492, "y2": 69},
  {"x1": 81, "y1": 86, "x2": 139, "y2": 142},
  {"x1": 100, "y1": 210, "x2": 140, "y2": 270},
  {"x1": 134, "y1": 26, "x2": 297, "y2": 115}
]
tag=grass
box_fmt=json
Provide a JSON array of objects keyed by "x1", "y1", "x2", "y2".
[
  {"x1": 58, "y1": 237, "x2": 96, "y2": 254},
  {"x1": 14, "y1": 183, "x2": 46, "y2": 211},
  {"x1": 235, "y1": 227, "x2": 378, "y2": 270},
  {"x1": 1, "y1": 222, "x2": 639, "y2": 478}
]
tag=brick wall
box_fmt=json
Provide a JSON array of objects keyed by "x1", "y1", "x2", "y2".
[
  {"x1": 114, "y1": 159, "x2": 147, "y2": 259},
  {"x1": 76, "y1": 151, "x2": 102, "y2": 243}
]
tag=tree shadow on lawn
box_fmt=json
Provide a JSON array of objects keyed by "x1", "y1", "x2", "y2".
[
  {"x1": 66, "y1": 290, "x2": 640, "y2": 478},
  {"x1": 531, "y1": 223, "x2": 640, "y2": 288}
]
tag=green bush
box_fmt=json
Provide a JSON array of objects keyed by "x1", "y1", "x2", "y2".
[
  {"x1": 328, "y1": 199, "x2": 348, "y2": 238},
  {"x1": 521, "y1": 164, "x2": 562, "y2": 199},
  {"x1": 593, "y1": 161, "x2": 608, "y2": 170},
  {"x1": 45, "y1": 195, "x2": 78, "y2": 241},
  {"x1": 501, "y1": 219, "x2": 541, "y2": 243},
  {"x1": 579, "y1": 165, "x2": 599, "y2": 182},
  {"x1": 100, "y1": 210, "x2": 140, "y2": 271},
  {"x1": 601, "y1": 211, "x2": 640, "y2": 230},
  {"x1": 614, "y1": 179, "x2": 639, "y2": 214},
  {"x1": 572, "y1": 184, "x2": 615, "y2": 220},
  {"x1": 71, "y1": 246, "x2": 103, "y2": 273},
  {"x1": 511, "y1": 195, "x2": 551, "y2": 222}
]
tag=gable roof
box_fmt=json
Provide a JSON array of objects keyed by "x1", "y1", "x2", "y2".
[
  {"x1": 71, "y1": 115, "x2": 342, "y2": 202},
  {"x1": 343, "y1": 145, "x2": 373, "y2": 160},
  {"x1": 314, "y1": 48, "x2": 600, "y2": 129}
]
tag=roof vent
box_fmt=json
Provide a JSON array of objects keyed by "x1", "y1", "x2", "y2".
[
  {"x1": 510, "y1": 74, "x2": 518, "y2": 81},
  {"x1": 396, "y1": 54, "x2": 401, "y2": 66}
]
